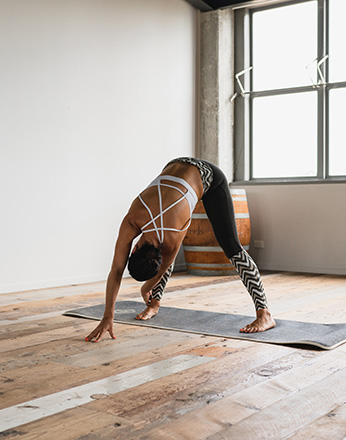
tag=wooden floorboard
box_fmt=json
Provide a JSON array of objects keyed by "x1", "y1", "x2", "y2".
[
  {"x1": 207, "y1": 366, "x2": 346, "y2": 440},
  {"x1": 288, "y1": 401, "x2": 346, "y2": 440},
  {"x1": 0, "y1": 271, "x2": 346, "y2": 439}
]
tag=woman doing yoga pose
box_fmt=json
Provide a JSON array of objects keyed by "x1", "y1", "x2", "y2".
[{"x1": 86, "y1": 158, "x2": 275, "y2": 342}]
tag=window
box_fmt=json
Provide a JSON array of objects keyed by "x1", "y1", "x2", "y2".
[{"x1": 234, "y1": 0, "x2": 346, "y2": 181}]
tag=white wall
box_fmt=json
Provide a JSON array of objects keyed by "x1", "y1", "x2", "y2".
[
  {"x1": 233, "y1": 183, "x2": 346, "y2": 275},
  {"x1": 0, "y1": 0, "x2": 197, "y2": 293}
]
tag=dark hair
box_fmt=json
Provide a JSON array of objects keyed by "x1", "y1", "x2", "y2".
[{"x1": 128, "y1": 243, "x2": 162, "y2": 281}]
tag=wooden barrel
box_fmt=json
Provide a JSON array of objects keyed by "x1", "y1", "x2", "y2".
[{"x1": 182, "y1": 189, "x2": 251, "y2": 276}]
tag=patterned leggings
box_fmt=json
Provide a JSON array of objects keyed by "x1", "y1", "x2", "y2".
[{"x1": 151, "y1": 158, "x2": 268, "y2": 311}]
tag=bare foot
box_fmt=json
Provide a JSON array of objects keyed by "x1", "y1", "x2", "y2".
[
  {"x1": 136, "y1": 298, "x2": 160, "y2": 321},
  {"x1": 240, "y1": 308, "x2": 276, "y2": 333}
]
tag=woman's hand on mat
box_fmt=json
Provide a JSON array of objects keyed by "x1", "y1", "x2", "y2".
[{"x1": 85, "y1": 317, "x2": 116, "y2": 342}]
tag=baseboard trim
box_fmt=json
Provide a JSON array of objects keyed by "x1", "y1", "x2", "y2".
[
  {"x1": 0, "y1": 274, "x2": 108, "y2": 295},
  {"x1": 257, "y1": 264, "x2": 346, "y2": 276}
]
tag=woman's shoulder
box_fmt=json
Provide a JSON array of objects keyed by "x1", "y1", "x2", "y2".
[{"x1": 122, "y1": 205, "x2": 142, "y2": 234}]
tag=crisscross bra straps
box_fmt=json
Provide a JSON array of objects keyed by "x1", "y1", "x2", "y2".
[{"x1": 139, "y1": 175, "x2": 198, "y2": 244}]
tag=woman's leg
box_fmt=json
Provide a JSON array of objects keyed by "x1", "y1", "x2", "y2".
[
  {"x1": 230, "y1": 250, "x2": 268, "y2": 310},
  {"x1": 135, "y1": 263, "x2": 174, "y2": 320},
  {"x1": 151, "y1": 262, "x2": 174, "y2": 301},
  {"x1": 201, "y1": 163, "x2": 270, "y2": 316}
]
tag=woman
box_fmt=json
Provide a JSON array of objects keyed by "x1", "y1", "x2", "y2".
[{"x1": 86, "y1": 158, "x2": 275, "y2": 342}]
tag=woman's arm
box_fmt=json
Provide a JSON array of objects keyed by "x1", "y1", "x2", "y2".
[{"x1": 85, "y1": 217, "x2": 139, "y2": 342}]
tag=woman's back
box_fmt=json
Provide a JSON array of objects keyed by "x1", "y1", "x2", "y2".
[{"x1": 129, "y1": 162, "x2": 204, "y2": 245}]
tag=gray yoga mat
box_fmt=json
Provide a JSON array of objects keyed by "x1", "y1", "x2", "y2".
[{"x1": 64, "y1": 300, "x2": 346, "y2": 350}]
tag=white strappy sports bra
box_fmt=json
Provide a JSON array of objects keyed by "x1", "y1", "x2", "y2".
[{"x1": 139, "y1": 175, "x2": 198, "y2": 244}]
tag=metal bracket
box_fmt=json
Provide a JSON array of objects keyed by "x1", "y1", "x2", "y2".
[
  {"x1": 230, "y1": 66, "x2": 253, "y2": 103},
  {"x1": 306, "y1": 55, "x2": 329, "y2": 87}
]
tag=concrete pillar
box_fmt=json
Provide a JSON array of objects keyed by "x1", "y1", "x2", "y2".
[{"x1": 198, "y1": 9, "x2": 234, "y2": 181}]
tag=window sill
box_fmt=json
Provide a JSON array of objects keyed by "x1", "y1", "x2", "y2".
[{"x1": 231, "y1": 177, "x2": 346, "y2": 186}]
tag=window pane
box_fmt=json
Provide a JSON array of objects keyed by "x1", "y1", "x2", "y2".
[
  {"x1": 329, "y1": 0, "x2": 346, "y2": 83},
  {"x1": 252, "y1": 92, "x2": 317, "y2": 178},
  {"x1": 252, "y1": 2, "x2": 317, "y2": 91},
  {"x1": 329, "y1": 88, "x2": 346, "y2": 176}
]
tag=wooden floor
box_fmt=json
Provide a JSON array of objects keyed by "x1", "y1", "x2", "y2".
[{"x1": 1, "y1": 271, "x2": 346, "y2": 439}]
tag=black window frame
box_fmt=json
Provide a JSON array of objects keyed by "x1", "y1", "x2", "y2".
[{"x1": 233, "y1": 0, "x2": 346, "y2": 184}]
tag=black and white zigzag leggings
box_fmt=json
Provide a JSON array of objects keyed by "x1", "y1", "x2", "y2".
[
  {"x1": 153, "y1": 158, "x2": 269, "y2": 310},
  {"x1": 201, "y1": 160, "x2": 268, "y2": 311},
  {"x1": 150, "y1": 262, "x2": 174, "y2": 301},
  {"x1": 150, "y1": 250, "x2": 268, "y2": 310},
  {"x1": 230, "y1": 250, "x2": 268, "y2": 310}
]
